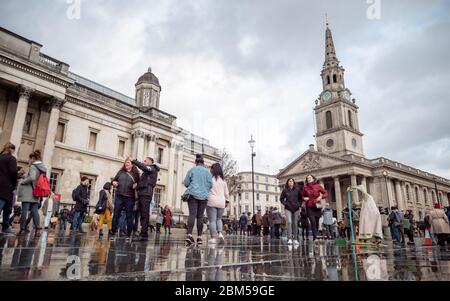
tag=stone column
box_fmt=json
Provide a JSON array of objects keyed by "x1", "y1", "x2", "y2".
[
  {"x1": 166, "y1": 141, "x2": 176, "y2": 208},
  {"x1": 395, "y1": 180, "x2": 404, "y2": 211},
  {"x1": 132, "y1": 130, "x2": 146, "y2": 160},
  {"x1": 361, "y1": 176, "x2": 367, "y2": 192},
  {"x1": 350, "y1": 174, "x2": 359, "y2": 205},
  {"x1": 10, "y1": 85, "x2": 33, "y2": 153},
  {"x1": 334, "y1": 177, "x2": 342, "y2": 221},
  {"x1": 42, "y1": 97, "x2": 65, "y2": 175},
  {"x1": 148, "y1": 134, "x2": 157, "y2": 158},
  {"x1": 175, "y1": 144, "x2": 184, "y2": 212}
]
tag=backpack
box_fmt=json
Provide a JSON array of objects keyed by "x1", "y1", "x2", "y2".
[{"x1": 32, "y1": 172, "x2": 51, "y2": 197}]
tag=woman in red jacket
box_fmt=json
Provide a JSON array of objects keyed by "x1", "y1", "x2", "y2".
[
  {"x1": 302, "y1": 174, "x2": 328, "y2": 242},
  {"x1": 163, "y1": 205, "x2": 173, "y2": 235}
]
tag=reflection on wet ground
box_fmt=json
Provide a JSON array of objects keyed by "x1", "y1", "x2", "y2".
[{"x1": 0, "y1": 229, "x2": 449, "y2": 281}]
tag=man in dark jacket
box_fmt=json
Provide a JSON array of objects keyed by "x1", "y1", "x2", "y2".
[
  {"x1": 0, "y1": 143, "x2": 18, "y2": 231},
  {"x1": 132, "y1": 157, "x2": 160, "y2": 241},
  {"x1": 72, "y1": 176, "x2": 89, "y2": 233}
]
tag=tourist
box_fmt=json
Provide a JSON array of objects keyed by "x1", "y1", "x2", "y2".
[
  {"x1": 388, "y1": 206, "x2": 401, "y2": 243},
  {"x1": 348, "y1": 185, "x2": 383, "y2": 245},
  {"x1": 95, "y1": 182, "x2": 113, "y2": 238},
  {"x1": 322, "y1": 204, "x2": 334, "y2": 240},
  {"x1": 17, "y1": 150, "x2": 46, "y2": 237},
  {"x1": 59, "y1": 206, "x2": 70, "y2": 232},
  {"x1": 183, "y1": 154, "x2": 212, "y2": 245},
  {"x1": 262, "y1": 210, "x2": 270, "y2": 236},
  {"x1": 163, "y1": 205, "x2": 173, "y2": 235},
  {"x1": 299, "y1": 206, "x2": 309, "y2": 241},
  {"x1": 302, "y1": 174, "x2": 328, "y2": 242},
  {"x1": 0, "y1": 142, "x2": 18, "y2": 235},
  {"x1": 206, "y1": 163, "x2": 229, "y2": 244},
  {"x1": 156, "y1": 206, "x2": 163, "y2": 233},
  {"x1": 429, "y1": 203, "x2": 450, "y2": 247},
  {"x1": 279, "y1": 178, "x2": 302, "y2": 245},
  {"x1": 268, "y1": 207, "x2": 275, "y2": 238},
  {"x1": 246, "y1": 212, "x2": 252, "y2": 236},
  {"x1": 271, "y1": 207, "x2": 282, "y2": 238},
  {"x1": 255, "y1": 209, "x2": 263, "y2": 236},
  {"x1": 111, "y1": 157, "x2": 140, "y2": 238},
  {"x1": 132, "y1": 157, "x2": 160, "y2": 241},
  {"x1": 71, "y1": 176, "x2": 90, "y2": 233},
  {"x1": 403, "y1": 210, "x2": 415, "y2": 245},
  {"x1": 239, "y1": 212, "x2": 247, "y2": 235}
]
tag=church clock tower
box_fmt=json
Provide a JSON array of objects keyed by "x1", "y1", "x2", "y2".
[{"x1": 314, "y1": 20, "x2": 364, "y2": 158}]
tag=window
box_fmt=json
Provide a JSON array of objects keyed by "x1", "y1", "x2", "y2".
[
  {"x1": 256, "y1": 175, "x2": 259, "y2": 181},
  {"x1": 348, "y1": 110, "x2": 353, "y2": 128},
  {"x1": 154, "y1": 188, "x2": 162, "y2": 207},
  {"x1": 80, "y1": 174, "x2": 96, "y2": 203},
  {"x1": 265, "y1": 185, "x2": 268, "y2": 191},
  {"x1": 118, "y1": 139, "x2": 126, "y2": 157},
  {"x1": 245, "y1": 193, "x2": 249, "y2": 200},
  {"x1": 245, "y1": 205, "x2": 249, "y2": 213},
  {"x1": 432, "y1": 191, "x2": 436, "y2": 203},
  {"x1": 424, "y1": 189, "x2": 428, "y2": 204},
  {"x1": 50, "y1": 172, "x2": 60, "y2": 193},
  {"x1": 265, "y1": 177, "x2": 268, "y2": 183},
  {"x1": 326, "y1": 111, "x2": 333, "y2": 129},
  {"x1": 157, "y1": 147, "x2": 164, "y2": 164},
  {"x1": 415, "y1": 187, "x2": 420, "y2": 203},
  {"x1": 333, "y1": 74, "x2": 337, "y2": 83},
  {"x1": 257, "y1": 193, "x2": 260, "y2": 201},
  {"x1": 266, "y1": 194, "x2": 269, "y2": 202},
  {"x1": 55, "y1": 122, "x2": 66, "y2": 143},
  {"x1": 406, "y1": 185, "x2": 411, "y2": 201},
  {"x1": 24, "y1": 112, "x2": 33, "y2": 134},
  {"x1": 256, "y1": 184, "x2": 259, "y2": 190},
  {"x1": 88, "y1": 131, "x2": 98, "y2": 151},
  {"x1": 439, "y1": 192, "x2": 443, "y2": 204},
  {"x1": 418, "y1": 211, "x2": 423, "y2": 220},
  {"x1": 327, "y1": 76, "x2": 330, "y2": 85}
]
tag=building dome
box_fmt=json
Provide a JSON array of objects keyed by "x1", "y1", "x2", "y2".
[{"x1": 136, "y1": 67, "x2": 160, "y2": 87}]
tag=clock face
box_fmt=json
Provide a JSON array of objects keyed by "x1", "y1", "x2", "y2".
[
  {"x1": 326, "y1": 139, "x2": 334, "y2": 148},
  {"x1": 342, "y1": 91, "x2": 350, "y2": 101},
  {"x1": 323, "y1": 91, "x2": 332, "y2": 102}
]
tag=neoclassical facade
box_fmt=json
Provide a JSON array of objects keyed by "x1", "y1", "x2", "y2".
[
  {"x1": 228, "y1": 172, "x2": 281, "y2": 218},
  {"x1": 278, "y1": 23, "x2": 450, "y2": 222},
  {"x1": 0, "y1": 27, "x2": 220, "y2": 219}
]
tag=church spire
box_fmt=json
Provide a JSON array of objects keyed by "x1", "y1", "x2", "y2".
[{"x1": 324, "y1": 16, "x2": 340, "y2": 69}]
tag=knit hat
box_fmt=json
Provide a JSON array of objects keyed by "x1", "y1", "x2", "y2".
[{"x1": 81, "y1": 176, "x2": 89, "y2": 182}]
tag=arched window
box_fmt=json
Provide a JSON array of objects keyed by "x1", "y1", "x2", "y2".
[
  {"x1": 333, "y1": 74, "x2": 337, "y2": 83},
  {"x1": 327, "y1": 76, "x2": 330, "y2": 85},
  {"x1": 325, "y1": 111, "x2": 333, "y2": 130},
  {"x1": 431, "y1": 191, "x2": 436, "y2": 203},
  {"x1": 423, "y1": 189, "x2": 428, "y2": 204},
  {"x1": 348, "y1": 110, "x2": 353, "y2": 128},
  {"x1": 415, "y1": 187, "x2": 419, "y2": 203},
  {"x1": 406, "y1": 185, "x2": 411, "y2": 201}
]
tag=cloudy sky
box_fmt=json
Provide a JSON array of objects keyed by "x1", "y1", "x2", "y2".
[{"x1": 1, "y1": 0, "x2": 449, "y2": 177}]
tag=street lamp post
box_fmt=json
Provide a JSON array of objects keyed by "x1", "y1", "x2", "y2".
[
  {"x1": 433, "y1": 177, "x2": 441, "y2": 206},
  {"x1": 382, "y1": 170, "x2": 391, "y2": 212},
  {"x1": 248, "y1": 135, "x2": 256, "y2": 214}
]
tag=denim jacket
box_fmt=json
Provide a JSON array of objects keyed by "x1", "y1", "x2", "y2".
[{"x1": 183, "y1": 165, "x2": 212, "y2": 201}]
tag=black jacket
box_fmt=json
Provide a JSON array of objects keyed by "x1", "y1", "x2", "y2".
[
  {"x1": 113, "y1": 170, "x2": 137, "y2": 198},
  {"x1": 0, "y1": 154, "x2": 18, "y2": 203},
  {"x1": 95, "y1": 190, "x2": 108, "y2": 213},
  {"x1": 280, "y1": 186, "x2": 302, "y2": 213},
  {"x1": 132, "y1": 160, "x2": 160, "y2": 197},
  {"x1": 72, "y1": 184, "x2": 89, "y2": 212}
]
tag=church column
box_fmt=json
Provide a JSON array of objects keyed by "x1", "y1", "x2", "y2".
[
  {"x1": 350, "y1": 174, "x2": 359, "y2": 205},
  {"x1": 42, "y1": 97, "x2": 65, "y2": 174},
  {"x1": 10, "y1": 85, "x2": 33, "y2": 153},
  {"x1": 395, "y1": 180, "x2": 405, "y2": 211},
  {"x1": 175, "y1": 143, "x2": 184, "y2": 212},
  {"x1": 166, "y1": 141, "x2": 176, "y2": 208},
  {"x1": 334, "y1": 177, "x2": 342, "y2": 221}
]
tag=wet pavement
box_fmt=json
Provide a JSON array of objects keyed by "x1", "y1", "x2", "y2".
[{"x1": 0, "y1": 227, "x2": 449, "y2": 281}]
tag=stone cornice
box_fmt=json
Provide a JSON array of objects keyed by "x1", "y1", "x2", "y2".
[
  {"x1": 0, "y1": 52, "x2": 74, "y2": 88},
  {"x1": 316, "y1": 126, "x2": 364, "y2": 137}
]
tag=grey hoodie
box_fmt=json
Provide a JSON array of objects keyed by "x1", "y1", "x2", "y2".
[{"x1": 17, "y1": 161, "x2": 47, "y2": 204}]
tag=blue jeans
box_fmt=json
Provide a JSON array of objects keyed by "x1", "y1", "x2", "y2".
[
  {"x1": 0, "y1": 198, "x2": 6, "y2": 213},
  {"x1": 391, "y1": 225, "x2": 400, "y2": 242},
  {"x1": 60, "y1": 219, "x2": 67, "y2": 231},
  {"x1": 206, "y1": 206, "x2": 224, "y2": 237},
  {"x1": 324, "y1": 224, "x2": 334, "y2": 238},
  {"x1": 111, "y1": 195, "x2": 135, "y2": 235},
  {"x1": 20, "y1": 202, "x2": 40, "y2": 230},
  {"x1": 72, "y1": 211, "x2": 84, "y2": 231}
]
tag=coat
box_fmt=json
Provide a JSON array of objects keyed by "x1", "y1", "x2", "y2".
[
  {"x1": 183, "y1": 165, "x2": 212, "y2": 201},
  {"x1": 0, "y1": 153, "x2": 18, "y2": 203},
  {"x1": 429, "y1": 209, "x2": 450, "y2": 234},
  {"x1": 72, "y1": 184, "x2": 89, "y2": 212},
  {"x1": 303, "y1": 182, "x2": 328, "y2": 208},
  {"x1": 163, "y1": 208, "x2": 173, "y2": 226},
  {"x1": 113, "y1": 170, "x2": 138, "y2": 198},
  {"x1": 280, "y1": 186, "x2": 302, "y2": 213},
  {"x1": 17, "y1": 161, "x2": 47, "y2": 204},
  {"x1": 255, "y1": 213, "x2": 263, "y2": 226},
  {"x1": 207, "y1": 177, "x2": 229, "y2": 209},
  {"x1": 132, "y1": 160, "x2": 160, "y2": 198}
]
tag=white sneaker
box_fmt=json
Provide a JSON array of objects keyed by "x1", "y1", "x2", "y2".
[
  {"x1": 288, "y1": 239, "x2": 293, "y2": 245},
  {"x1": 208, "y1": 238, "x2": 217, "y2": 245},
  {"x1": 218, "y1": 232, "x2": 225, "y2": 243},
  {"x1": 293, "y1": 240, "x2": 300, "y2": 246}
]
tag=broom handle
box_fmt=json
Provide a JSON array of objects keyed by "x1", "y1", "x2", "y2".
[{"x1": 347, "y1": 191, "x2": 355, "y2": 243}]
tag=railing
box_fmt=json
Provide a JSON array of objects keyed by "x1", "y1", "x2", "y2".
[
  {"x1": 38, "y1": 53, "x2": 68, "y2": 73},
  {"x1": 148, "y1": 107, "x2": 176, "y2": 125}
]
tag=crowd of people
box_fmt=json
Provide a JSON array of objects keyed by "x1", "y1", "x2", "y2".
[{"x1": 1, "y1": 141, "x2": 450, "y2": 248}]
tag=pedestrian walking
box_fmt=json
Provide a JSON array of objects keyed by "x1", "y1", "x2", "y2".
[
  {"x1": 239, "y1": 212, "x2": 247, "y2": 235},
  {"x1": 163, "y1": 205, "x2": 173, "y2": 235},
  {"x1": 403, "y1": 210, "x2": 415, "y2": 245},
  {"x1": 302, "y1": 174, "x2": 328, "y2": 242},
  {"x1": 388, "y1": 206, "x2": 401, "y2": 243},
  {"x1": 0, "y1": 143, "x2": 18, "y2": 235},
  {"x1": 71, "y1": 176, "x2": 90, "y2": 233},
  {"x1": 262, "y1": 210, "x2": 270, "y2": 236},
  {"x1": 271, "y1": 207, "x2": 282, "y2": 238},
  {"x1": 279, "y1": 178, "x2": 302, "y2": 245},
  {"x1": 95, "y1": 182, "x2": 113, "y2": 238},
  {"x1": 429, "y1": 203, "x2": 450, "y2": 247},
  {"x1": 59, "y1": 206, "x2": 70, "y2": 232},
  {"x1": 156, "y1": 205, "x2": 163, "y2": 233},
  {"x1": 322, "y1": 204, "x2": 334, "y2": 239},
  {"x1": 255, "y1": 210, "x2": 263, "y2": 236},
  {"x1": 183, "y1": 154, "x2": 212, "y2": 245},
  {"x1": 206, "y1": 163, "x2": 229, "y2": 245}
]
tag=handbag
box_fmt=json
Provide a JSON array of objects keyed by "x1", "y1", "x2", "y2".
[
  {"x1": 126, "y1": 172, "x2": 139, "y2": 200},
  {"x1": 181, "y1": 192, "x2": 190, "y2": 202}
]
